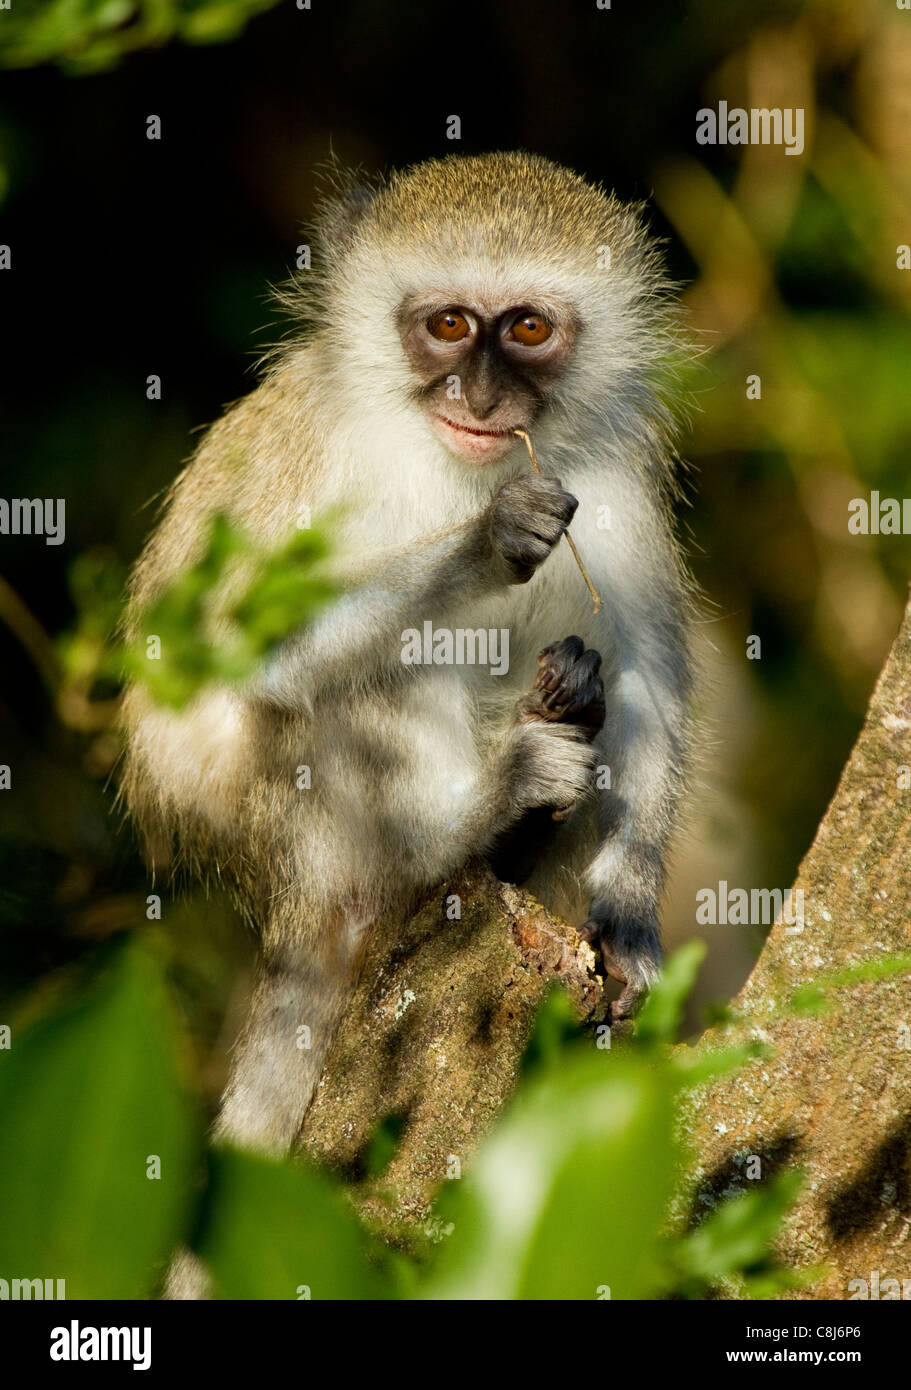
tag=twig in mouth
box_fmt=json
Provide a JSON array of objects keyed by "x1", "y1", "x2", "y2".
[{"x1": 512, "y1": 428, "x2": 602, "y2": 615}]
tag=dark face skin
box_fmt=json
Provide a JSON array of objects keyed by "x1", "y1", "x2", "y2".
[{"x1": 398, "y1": 294, "x2": 577, "y2": 464}]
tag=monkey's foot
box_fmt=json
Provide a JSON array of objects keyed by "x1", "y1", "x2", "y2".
[
  {"x1": 520, "y1": 635, "x2": 606, "y2": 742},
  {"x1": 579, "y1": 907, "x2": 661, "y2": 1026}
]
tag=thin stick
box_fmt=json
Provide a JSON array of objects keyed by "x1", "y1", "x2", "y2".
[{"x1": 512, "y1": 429, "x2": 602, "y2": 615}]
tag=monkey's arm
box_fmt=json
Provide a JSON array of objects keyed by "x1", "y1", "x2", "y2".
[
  {"x1": 582, "y1": 572, "x2": 691, "y2": 1023},
  {"x1": 259, "y1": 525, "x2": 488, "y2": 707},
  {"x1": 258, "y1": 473, "x2": 577, "y2": 709}
]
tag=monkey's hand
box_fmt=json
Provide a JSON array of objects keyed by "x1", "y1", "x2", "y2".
[
  {"x1": 524, "y1": 636, "x2": 606, "y2": 743},
  {"x1": 489, "y1": 474, "x2": 578, "y2": 584},
  {"x1": 488, "y1": 637, "x2": 604, "y2": 882},
  {"x1": 506, "y1": 643, "x2": 601, "y2": 816},
  {"x1": 516, "y1": 636, "x2": 606, "y2": 820},
  {"x1": 580, "y1": 897, "x2": 662, "y2": 1027}
]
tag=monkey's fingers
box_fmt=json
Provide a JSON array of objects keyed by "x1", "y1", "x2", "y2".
[
  {"x1": 513, "y1": 429, "x2": 602, "y2": 615},
  {"x1": 580, "y1": 925, "x2": 651, "y2": 1025},
  {"x1": 606, "y1": 979, "x2": 646, "y2": 1027},
  {"x1": 537, "y1": 635, "x2": 584, "y2": 666},
  {"x1": 533, "y1": 642, "x2": 605, "y2": 737},
  {"x1": 534, "y1": 635, "x2": 585, "y2": 691}
]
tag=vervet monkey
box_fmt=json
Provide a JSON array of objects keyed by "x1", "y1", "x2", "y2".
[{"x1": 122, "y1": 152, "x2": 693, "y2": 1174}]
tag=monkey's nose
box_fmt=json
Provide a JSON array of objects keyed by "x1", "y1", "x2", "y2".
[
  {"x1": 466, "y1": 394, "x2": 502, "y2": 421},
  {"x1": 464, "y1": 357, "x2": 504, "y2": 419}
]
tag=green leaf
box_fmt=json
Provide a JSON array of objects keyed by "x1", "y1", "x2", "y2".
[
  {"x1": 0, "y1": 0, "x2": 279, "y2": 70},
  {"x1": 667, "y1": 1169, "x2": 803, "y2": 1291},
  {"x1": 180, "y1": 3, "x2": 256, "y2": 42},
  {"x1": 0, "y1": 936, "x2": 199, "y2": 1298},
  {"x1": 117, "y1": 513, "x2": 336, "y2": 708},
  {"x1": 668, "y1": 1038, "x2": 771, "y2": 1090},
  {"x1": 739, "y1": 1262, "x2": 829, "y2": 1300},
  {"x1": 636, "y1": 940, "x2": 707, "y2": 1047},
  {"x1": 423, "y1": 1052, "x2": 678, "y2": 1300},
  {"x1": 517, "y1": 985, "x2": 581, "y2": 1078},
  {"x1": 788, "y1": 952, "x2": 911, "y2": 1017},
  {"x1": 197, "y1": 1146, "x2": 386, "y2": 1300},
  {"x1": 362, "y1": 1113, "x2": 406, "y2": 1180}
]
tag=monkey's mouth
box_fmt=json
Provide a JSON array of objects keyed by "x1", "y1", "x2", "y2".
[
  {"x1": 432, "y1": 413, "x2": 522, "y2": 461},
  {"x1": 436, "y1": 415, "x2": 514, "y2": 437}
]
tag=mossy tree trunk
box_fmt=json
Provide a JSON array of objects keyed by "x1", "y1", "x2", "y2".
[{"x1": 683, "y1": 595, "x2": 911, "y2": 1297}]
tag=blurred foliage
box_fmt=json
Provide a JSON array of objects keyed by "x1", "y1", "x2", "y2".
[
  {"x1": 0, "y1": 935, "x2": 199, "y2": 1298},
  {"x1": 200, "y1": 1147, "x2": 387, "y2": 1300},
  {"x1": 787, "y1": 950, "x2": 911, "y2": 1018},
  {"x1": 59, "y1": 512, "x2": 335, "y2": 709},
  {"x1": 0, "y1": 0, "x2": 280, "y2": 72},
  {"x1": 653, "y1": 3, "x2": 911, "y2": 895},
  {"x1": 0, "y1": 939, "x2": 819, "y2": 1299}
]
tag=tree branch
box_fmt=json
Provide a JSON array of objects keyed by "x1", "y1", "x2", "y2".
[{"x1": 297, "y1": 861, "x2": 602, "y2": 1243}]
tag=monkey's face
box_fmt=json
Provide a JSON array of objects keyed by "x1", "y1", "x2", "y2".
[{"x1": 398, "y1": 295, "x2": 577, "y2": 464}]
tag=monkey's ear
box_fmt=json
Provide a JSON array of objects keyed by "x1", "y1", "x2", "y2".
[{"x1": 312, "y1": 159, "x2": 378, "y2": 255}]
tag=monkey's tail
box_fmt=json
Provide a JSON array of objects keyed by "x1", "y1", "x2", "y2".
[
  {"x1": 163, "y1": 914, "x2": 371, "y2": 1299},
  {"x1": 214, "y1": 919, "x2": 370, "y2": 1156}
]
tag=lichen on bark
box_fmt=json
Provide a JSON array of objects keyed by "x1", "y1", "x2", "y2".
[{"x1": 682, "y1": 595, "x2": 911, "y2": 1297}]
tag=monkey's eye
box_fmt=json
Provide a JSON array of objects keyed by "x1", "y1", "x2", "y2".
[
  {"x1": 427, "y1": 310, "x2": 471, "y2": 343},
  {"x1": 508, "y1": 313, "x2": 553, "y2": 347}
]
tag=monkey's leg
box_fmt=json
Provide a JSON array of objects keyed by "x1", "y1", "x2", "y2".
[{"x1": 489, "y1": 636, "x2": 605, "y2": 883}]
